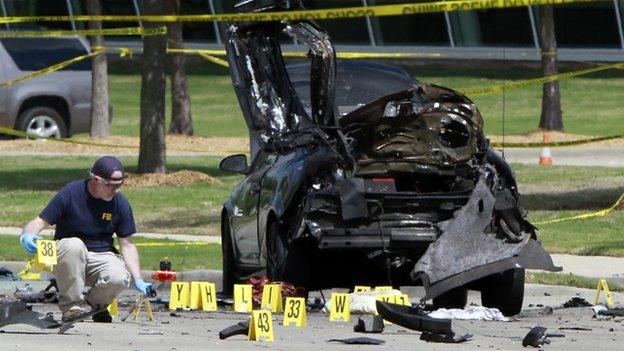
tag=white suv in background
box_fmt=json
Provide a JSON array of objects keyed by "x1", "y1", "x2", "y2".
[{"x1": 0, "y1": 36, "x2": 92, "y2": 138}]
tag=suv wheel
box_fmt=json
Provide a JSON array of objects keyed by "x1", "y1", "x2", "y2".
[
  {"x1": 16, "y1": 107, "x2": 68, "y2": 138},
  {"x1": 481, "y1": 268, "x2": 525, "y2": 316}
]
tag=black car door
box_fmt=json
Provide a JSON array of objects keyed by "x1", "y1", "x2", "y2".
[{"x1": 230, "y1": 151, "x2": 277, "y2": 266}]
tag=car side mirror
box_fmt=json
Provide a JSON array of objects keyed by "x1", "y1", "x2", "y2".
[{"x1": 220, "y1": 154, "x2": 248, "y2": 174}]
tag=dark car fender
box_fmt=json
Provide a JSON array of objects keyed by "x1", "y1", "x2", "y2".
[{"x1": 256, "y1": 146, "x2": 340, "y2": 255}]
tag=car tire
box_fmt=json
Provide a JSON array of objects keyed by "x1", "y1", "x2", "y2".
[
  {"x1": 481, "y1": 268, "x2": 525, "y2": 316},
  {"x1": 266, "y1": 221, "x2": 288, "y2": 281},
  {"x1": 266, "y1": 220, "x2": 311, "y2": 286},
  {"x1": 432, "y1": 286, "x2": 468, "y2": 309},
  {"x1": 16, "y1": 107, "x2": 68, "y2": 138},
  {"x1": 221, "y1": 218, "x2": 237, "y2": 295}
]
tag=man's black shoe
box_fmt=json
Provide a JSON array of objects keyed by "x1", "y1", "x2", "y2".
[{"x1": 92, "y1": 310, "x2": 112, "y2": 323}]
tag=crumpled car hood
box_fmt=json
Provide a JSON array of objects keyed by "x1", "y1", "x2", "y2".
[{"x1": 340, "y1": 85, "x2": 486, "y2": 176}]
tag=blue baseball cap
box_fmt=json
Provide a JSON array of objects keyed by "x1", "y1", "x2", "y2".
[{"x1": 90, "y1": 156, "x2": 127, "y2": 181}]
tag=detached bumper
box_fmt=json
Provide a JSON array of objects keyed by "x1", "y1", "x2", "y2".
[
  {"x1": 318, "y1": 226, "x2": 438, "y2": 249},
  {"x1": 412, "y1": 180, "x2": 561, "y2": 301}
]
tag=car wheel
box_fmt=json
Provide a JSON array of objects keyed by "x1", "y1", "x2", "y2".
[
  {"x1": 16, "y1": 107, "x2": 68, "y2": 138},
  {"x1": 221, "y1": 218, "x2": 237, "y2": 295},
  {"x1": 432, "y1": 286, "x2": 468, "y2": 309},
  {"x1": 266, "y1": 221, "x2": 288, "y2": 281},
  {"x1": 481, "y1": 268, "x2": 525, "y2": 316}
]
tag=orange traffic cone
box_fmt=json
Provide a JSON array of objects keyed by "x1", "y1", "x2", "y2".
[{"x1": 539, "y1": 147, "x2": 553, "y2": 165}]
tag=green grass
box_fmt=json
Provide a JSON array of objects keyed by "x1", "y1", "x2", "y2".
[
  {"x1": 0, "y1": 234, "x2": 221, "y2": 271},
  {"x1": 513, "y1": 164, "x2": 624, "y2": 211},
  {"x1": 412, "y1": 67, "x2": 624, "y2": 136},
  {"x1": 108, "y1": 63, "x2": 247, "y2": 138},
  {"x1": 526, "y1": 271, "x2": 624, "y2": 292},
  {"x1": 100, "y1": 62, "x2": 624, "y2": 139},
  {"x1": 0, "y1": 155, "x2": 242, "y2": 235}
]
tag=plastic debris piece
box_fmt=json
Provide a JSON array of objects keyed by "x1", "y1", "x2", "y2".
[
  {"x1": 353, "y1": 315, "x2": 384, "y2": 333},
  {"x1": 219, "y1": 321, "x2": 250, "y2": 340},
  {"x1": 562, "y1": 297, "x2": 592, "y2": 308},
  {"x1": 0, "y1": 301, "x2": 59, "y2": 329},
  {"x1": 376, "y1": 301, "x2": 452, "y2": 334},
  {"x1": 522, "y1": 326, "x2": 550, "y2": 347},
  {"x1": 420, "y1": 332, "x2": 473, "y2": 343},
  {"x1": 328, "y1": 337, "x2": 385, "y2": 345}
]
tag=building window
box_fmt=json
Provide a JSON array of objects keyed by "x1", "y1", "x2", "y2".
[
  {"x1": 476, "y1": 9, "x2": 533, "y2": 46},
  {"x1": 553, "y1": 3, "x2": 620, "y2": 48},
  {"x1": 303, "y1": 1, "x2": 371, "y2": 45},
  {"x1": 369, "y1": 0, "x2": 449, "y2": 46},
  {"x1": 181, "y1": 0, "x2": 217, "y2": 42},
  {"x1": 4, "y1": 0, "x2": 72, "y2": 30}
]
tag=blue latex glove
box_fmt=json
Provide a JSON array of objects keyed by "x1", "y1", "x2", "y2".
[
  {"x1": 134, "y1": 279, "x2": 152, "y2": 295},
  {"x1": 20, "y1": 233, "x2": 42, "y2": 253}
]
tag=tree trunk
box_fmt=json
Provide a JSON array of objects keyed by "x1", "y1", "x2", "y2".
[
  {"x1": 138, "y1": 0, "x2": 167, "y2": 173},
  {"x1": 166, "y1": 0, "x2": 193, "y2": 135},
  {"x1": 538, "y1": 6, "x2": 564, "y2": 131},
  {"x1": 86, "y1": 0, "x2": 110, "y2": 138}
]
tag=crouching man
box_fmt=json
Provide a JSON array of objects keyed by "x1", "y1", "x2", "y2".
[{"x1": 19, "y1": 156, "x2": 151, "y2": 323}]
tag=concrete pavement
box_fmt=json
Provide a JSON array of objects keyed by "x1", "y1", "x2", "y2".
[
  {"x1": 495, "y1": 146, "x2": 624, "y2": 167},
  {"x1": 1, "y1": 146, "x2": 623, "y2": 167}
]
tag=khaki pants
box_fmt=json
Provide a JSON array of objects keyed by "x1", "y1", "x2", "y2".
[{"x1": 54, "y1": 237, "x2": 131, "y2": 313}]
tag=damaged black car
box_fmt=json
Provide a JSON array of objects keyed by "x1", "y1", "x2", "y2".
[{"x1": 219, "y1": 0, "x2": 561, "y2": 316}]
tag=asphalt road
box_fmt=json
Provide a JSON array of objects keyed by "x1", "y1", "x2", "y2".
[{"x1": 1, "y1": 282, "x2": 622, "y2": 351}]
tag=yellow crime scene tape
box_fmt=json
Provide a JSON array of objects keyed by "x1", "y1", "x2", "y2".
[
  {"x1": 534, "y1": 192, "x2": 624, "y2": 225},
  {"x1": 0, "y1": 26, "x2": 166, "y2": 38},
  {"x1": 0, "y1": 126, "x2": 232, "y2": 154},
  {"x1": 167, "y1": 48, "x2": 442, "y2": 67},
  {"x1": 0, "y1": 0, "x2": 606, "y2": 24},
  {"x1": 459, "y1": 62, "x2": 624, "y2": 96}
]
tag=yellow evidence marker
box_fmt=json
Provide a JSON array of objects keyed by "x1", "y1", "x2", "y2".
[
  {"x1": 595, "y1": 279, "x2": 614, "y2": 307},
  {"x1": 189, "y1": 282, "x2": 218, "y2": 311},
  {"x1": 260, "y1": 284, "x2": 283, "y2": 313},
  {"x1": 234, "y1": 284, "x2": 253, "y2": 313},
  {"x1": 329, "y1": 293, "x2": 350, "y2": 322},
  {"x1": 200, "y1": 282, "x2": 218, "y2": 311},
  {"x1": 36, "y1": 240, "x2": 57, "y2": 266},
  {"x1": 132, "y1": 299, "x2": 154, "y2": 321},
  {"x1": 395, "y1": 293, "x2": 411, "y2": 306},
  {"x1": 107, "y1": 298, "x2": 119, "y2": 316},
  {"x1": 354, "y1": 286, "x2": 371, "y2": 293},
  {"x1": 283, "y1": 297, "x2": 307, "y2": 327},
  {"x1": 169, "y1": 282, "x2": 190, "y2": 309},
  {"x1": 248, "y1": 310, "x2": 274, "y2": 342}
]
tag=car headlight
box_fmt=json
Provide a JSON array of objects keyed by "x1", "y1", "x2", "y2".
[{"x1": 439, "y1": 115, "x2": 471, "y2": 148}]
